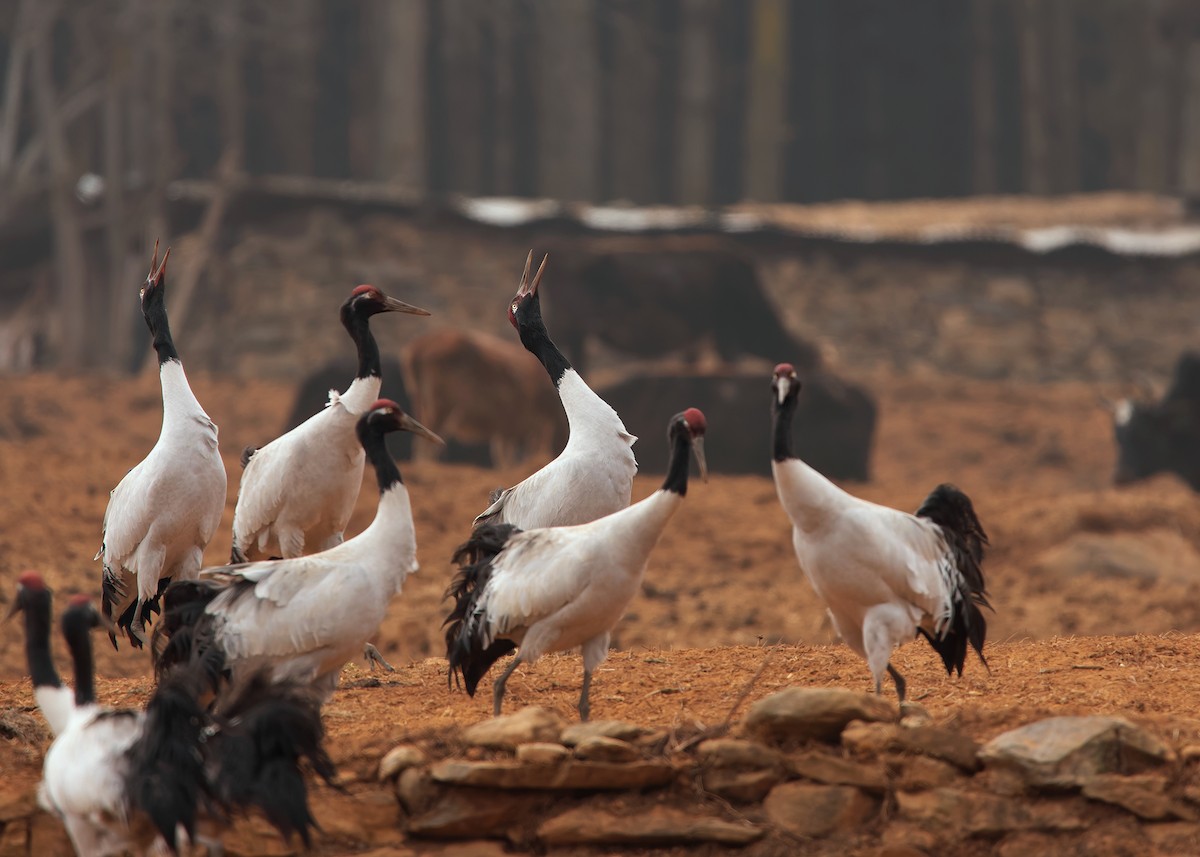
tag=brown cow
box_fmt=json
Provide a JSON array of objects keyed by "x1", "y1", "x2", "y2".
[{"x1": 401, "y1": 329, "x2": 567, "y2": 468}]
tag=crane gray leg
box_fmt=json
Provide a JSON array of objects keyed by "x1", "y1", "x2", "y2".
[
  {"x1": 578, "y1": 669, "x2": 594, "y2": 722},
  {"x1": 363, "y1": 642, "x2": 396, "y2": 672},
  {"x1": 492, "y1": 655, "x2": 524, "y2": 716},
  {"x1": 886, "y1": 662, "x2": 907, "y2": 703}
]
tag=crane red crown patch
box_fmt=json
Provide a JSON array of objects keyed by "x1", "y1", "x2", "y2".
[{"x1": 683, "y1": 408, "x2": 707, "y2": 434}]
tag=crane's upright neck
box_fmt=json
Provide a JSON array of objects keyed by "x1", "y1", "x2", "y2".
[
  {"x1": 516, "y1": 297, "x2": 571, "y2": 386},
  {"x1": 159, "y1": 360, "x2": 211, "y2": 428},
  {"x1": 21, "y1": 591, "x2": 61, "y2": 690},
  {"x1": 358, "y1": 421, "x2": 403, "y2": 493},
  {"x1": 661, "y1": 422, "x2": 694, "y2": 496},
  {"x1": 771, "y1": 392, "x2": 848, "y2": 533},
  {"x1": 342, "y1": 306, "x2": 383, "y2": 381},
  {"x1": 557, "y1": 370, "x2": 633, "y2": 445},
  {"x1": 62, "y1": 614, "x2": 97, "y2": 707},
  {"x1": 142, "y1": 289, "x2": 179, "y2": 365}
]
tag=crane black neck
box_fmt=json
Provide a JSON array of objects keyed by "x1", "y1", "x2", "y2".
[
  {"x1": 773, "y1": 391, "x2": 799, "y2": 462},
  {"x1": 61, "y1": 610, "x2": 98, "y2": 706},
  {"x1": 517, "y1": 299, "x2": 571, "y2": 386},
  {"x1": 357, "y1": 419, "x2": 403, "y2": 493},
  {"x1": 661, "y1": 423, "x2": 693, "y2": 496},
  {"x1": 21, "y1": 591, "x2": 62, "y2": 690},
  {"x1": 143, "y1": 290, "x2": 180, "y2": 365},
  {"x1": 342, "y1": 305, "x2": 383, "y2": 380}
]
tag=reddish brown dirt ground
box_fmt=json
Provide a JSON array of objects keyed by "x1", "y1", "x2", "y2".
[{"x1": 2, "y1": 366, "x2": 1200, "y2": 854}]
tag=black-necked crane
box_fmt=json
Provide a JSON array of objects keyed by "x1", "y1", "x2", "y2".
[
  {"x1": 231, "y1": 284, "x2": 430, "y2": 564},
  {"x1": 445, "y1": 407, "x2": 707, "y2": 721},
  {"x1": 99, "y1": 242, "x2": 227, "y2": 650},
  {"x1": 473, "y1": 252, "x2": 637, "y2": 529},
  {"x1": 770, "y1": 363, "x2": 991, "y2": 702},
  {"x1": 154, "y1": 400, "x2": 442, "y2": 703},
  {"x1": 11, "y1": 573, "x2": 335, "y2": 856}
]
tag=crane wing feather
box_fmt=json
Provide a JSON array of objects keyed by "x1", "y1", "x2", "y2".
[{"x1": 479, "y1": 530, "x2": 596, "y2": 638}]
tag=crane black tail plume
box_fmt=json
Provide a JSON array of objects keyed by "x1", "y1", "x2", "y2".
[
  {"x1": 125, "y1": 668, "x2": 213, "y2": 853},
  {"x1": 443, "y1": 523, "x2": 522, "y2": 696},
  {"x1": 152, "y1": 580, "x2": 228, "y2": 693},
  {"x1": 208, "y1": 671, "x2": 337, "y2": 848},
  {"x1": 240, "y1": 446, "x2": 258, "y2": 469},
  {"x1": 915, "y1": 483, "x2": 992, "y2": 676}
]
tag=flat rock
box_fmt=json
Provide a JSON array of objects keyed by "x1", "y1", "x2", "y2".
[
  {"x1": 396, "y1": 767, "x2": 440, "y2": 815},
  {"x1": 515, "y1": 742, "x2": 570, "y2": 765},
  {"x1": 895, "y1": 725, "x2": 981, "y2": 772},
  {"x1": 892, "y1": 755, "x2": 962, "y2": 791},
  {"x1": 538, "y1": 805, "x2": 764, "y2": 846},
  {"x1": 702, "y1": 767, "x2": 781, "y2": 803},
  {"x1": 462, "y1": 707, "x2": 566, "y2": 750},
  {"x1": 430, "y1": 759, "x2": 675, "y2": 790},
  {"x1": 1081, "y1": 773, "x2": 1176, "y2": 820},
  {"x1": 573, "y1": 735, "x2": 642, "y2": 763},
  {"x1": 1145, "y1": 822, "x2": 1200, "y2": 853},
  {"x1": 560, "y1": 720, "x2": 650, "y2": 746},
  {"x1": 379, "y1": 744, "x2": 428, "y2": 781},
  {"x1": 843, "y1": 721, "x2": 901, "y2": 756},
  {"x1": 788, "y1": 750, "x2": 888, "y2": 793},
  {"x1": 764, "y1": 782, "x2": 881, "y2": 838},
  {"x1": 897, "y1": 788, "x2": 1088, "y2": 835},
  {"x1": 979, "y1": 716, "x2": 1171, "y2": 788},
  {"x1": 744, "y1": 688, "x2": 897, "y2": 744},
  {"x1": 406, "y1": 789, "x2": 546, "y2": 839},
  {"x1": 697, "y1": 738, "x2": 781, "y2": 771}
]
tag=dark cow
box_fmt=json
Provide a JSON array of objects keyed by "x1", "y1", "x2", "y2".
[
  {"x1": 599, "y1": 370, "x2": 875, "y2": 479},
  {"x1": 284, "y1": 357, "x2": 491, "y2": 466},
  {"x1": 1113, "y1": 351, "x2": 1200, "y2": 490},
  {"x1": 548, "y1": 250, "x2": 822, "y2": 376}
]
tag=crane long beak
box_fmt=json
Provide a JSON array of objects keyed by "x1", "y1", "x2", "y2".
[
  {"x1": 381, "y1": 295, "x2": 432, "y2": 316},
  {"x1": 3, "y1": 599, "x2": 19, "y2": 622},
  {"x1": 691, "y1": 436, "x2": 708, "y2": 483},
  {"x1": 775, "y1": 376, "x2": 791, "y2": 405},
  {"x1": 399, "y1": 413, "x2": 445, "y2": 446}
]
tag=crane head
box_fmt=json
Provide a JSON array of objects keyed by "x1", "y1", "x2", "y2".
[
  {"x1": 347, "y1": 285, "x2": 431, "y2": 318},
  {"x1": 363, "y1": 399, "x2": 445, "y2": 446},
  {"x1": 6, "y1": 570, "x2": 48, "y2": 621},
  {"x1": 671, "y1": 407, "x2": 709, "y2": 482},
  {"x1": 508, "y1": 250, "x2": 549, "y2": 329},
  {"x1": 772, "y1": 363, "x2": 801, "y2": 406},
  {"x1": 139, "y1": 239, "x2": 170, "y2": 304}
]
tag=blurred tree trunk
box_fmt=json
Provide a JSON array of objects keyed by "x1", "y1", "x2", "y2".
[
  {"x1": 375, "y1": 0, "x2": 425, "y2": 187},
  {"x1": 488, "y1": 0, "x2": 517, "y2": 196},
  {"x1": 441, "y1": 0, "x2": 482, "y2": 194},
  {"x1": 676, "y1": 0, "x2": 715, "y2": 205},
  {"x1": 744, "y1": 0, "x2": 785, "y2": 202},
  {"x1": 970, "y1": 0, "x2": 997, "y2": 194},
  {"x1": 1048, "y1": 1, "x2": 1079, "y2": 192},
  {"x1": 607, "y1": 2, "x2": 657, "y2": 203},
  {"x1": 1135, "y1": 0, "x2": 1173, "y2": 192},
  {"x1": 536, "y1": 0, "x2": 598, "y2": 202},
  {"x1": 146, "y1": 0, "x2": 172, "y2": 258},
  {"x1": 1016, "y1": 0, "x2": 1049, "y2": 193},
  {"x1": 30, "y1": 2, "x2": 89, "y2": 369},
  {"x1": 103, "y1": 40, "x2": 131, "y2": 372},
  {"x1": 1180, "y1": 40, "x2": 1200, "y2": 196},
  {"x1": 0, "y1": 0, "x2": 32, "y2": 179}
]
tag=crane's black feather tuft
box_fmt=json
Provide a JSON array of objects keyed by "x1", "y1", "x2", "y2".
[
  {"x1": 152, "y1": 579, "x2": 232, "y2": 693},
  {"x1": 443, "y1": 523, "x2": 522, "y2": 695},
  {"x1": 915, "y1": 483, "x2": 992, "y2": 676},
  {"x1": 240, "y1": 445, "x2": 258, "y2": 469},
  {"x1": 208, "y1": 672, "x2": 337, "y2": 848}
]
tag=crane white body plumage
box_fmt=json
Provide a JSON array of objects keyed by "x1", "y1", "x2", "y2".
[
  {"x1": 232, "y1": 380, "x2": 376, "y2": 559},
  {"x1": 476, "y1": 371, "x2": 637, "y2": 528}
]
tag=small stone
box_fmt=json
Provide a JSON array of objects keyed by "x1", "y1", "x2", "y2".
[
  {"x1": 979, "y1": 716, "x2": 1171, "y2": 789},
  {"x1": 842, "y1": 721, "x2": 900, "y2": 756},
  {"x1": 788, "y1": 751, "x2": 888, "y2": 793},
  {"x1": 896, "y1": 788, "x2": 1088, "y2": 835},
  {"x1": 896, "y1": 725, "x2": 981, "y2": 772},
  {"x1": 744, "y1": 687, "x2": 897, "y2": 744},
  {"x1": 899, "y1": 701, "x2": 932, "y2": 727},
  {"x1": 379, "y1": 745, "x2": 428, "y2": 781},
  {"x1": 1182, "y1": 745, "x2": 1200, "y2": 763},
  {"x1": 430, "y1": 759, "x2": 675, "y2": 790},
  {"x1": 697, "y1": 738, "x2": 781, "y2": 771},
  {"x1": 462, "y1": 707, "x2": 566, "y2": 750},
  {"x1": 515, "y1": 743, "x2": 570, "y2": 765},
  {"x1": 892, "y1": 755, "x2": 961, "y2": 792},
  {"x1": 572, "y1": 735, "x2": 642, "y2": 763},
  {"x1": 396, "y1": 767, "x2": 440, "y2": 816},
  {"x1": 560, "y1": 720, "x2": 650, "y2": 746},
  {"x1": 537, "y1": 805, "x2": 764, "y2": 846},
  {"x1": 1082, "y1": 773, "x2": 1174, "y2": 820},
  {"x1": 763, "y1": 782, "x2": 881, "y2": 838},
  {"x1": 702, "y1": 767, "x2": 781, "y2": 803},
  {"x1": 406, "y1": 789, "x2": 545, "y2": 839}
]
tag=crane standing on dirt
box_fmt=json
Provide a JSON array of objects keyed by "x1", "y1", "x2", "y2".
[{"x1": 770, "y1": 363, "x2": 992, "y2": 702}]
